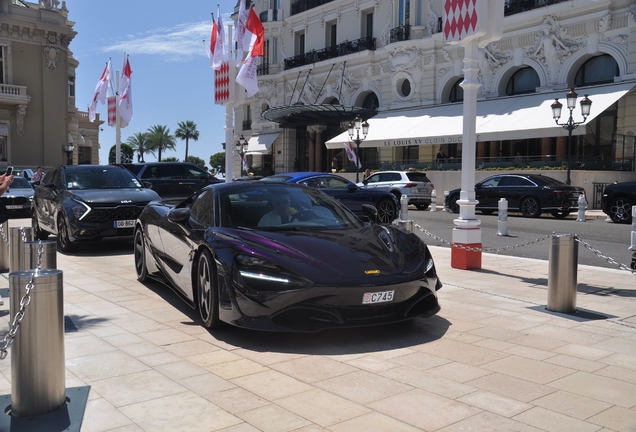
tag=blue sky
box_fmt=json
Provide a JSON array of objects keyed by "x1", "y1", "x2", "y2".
[{"x1": 68, "y1": 0, "x2": 236, "y2": 166}]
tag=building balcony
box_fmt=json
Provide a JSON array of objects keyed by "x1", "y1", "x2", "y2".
[
  {"x1": 389, "y1": 25, "x2": 410, "y2": 44},
  {"x1": 259, "y1": 9, "x2": 280, "y2": 22},
  {"x1": 291, "y1": 0, "x2": 335, "y2": 16},
  {"x1": 504, "y1": 0, "x2": 568, "y2": 16},
  {"x1": 257, "y1": 62, "x2": 269, "y2": 76},
  {"x1": 242, "y1": 120, "x2": 252, "y2": 131},
  {"x1": 283, "y1": 37, "x2": 376, "y2": 70},
  {"x1": 0, "y1": 83, "x2": 29, "y2": 105}
]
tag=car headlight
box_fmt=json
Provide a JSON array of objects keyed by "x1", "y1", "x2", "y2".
[
  {"x1": 235, "y1": 254, "x2": 312, "y2": 292},
  {"x1": 71, "y1": 199, "x2": 91, "y2": 220}
]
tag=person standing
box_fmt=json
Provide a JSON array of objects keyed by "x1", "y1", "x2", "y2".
[
  {"x1": 32, "y1": 166, "x2": 45, "y2": 184},
  {"x1": 332, "y1": 156, "x2": 339, "y2": 172},
  {"x1": 0, "y1": 173, "x2": 14, "y2": 224},
  {"x1": 293, "y1": 158, "x2": 300, "y2": 171},
  {"x1": 436, "y1": 148, "x2": 447, "y2": 162}
]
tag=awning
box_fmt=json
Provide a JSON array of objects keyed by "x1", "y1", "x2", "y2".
[
  {"x1": 246, "y1": 133, "x2": 279, "y2": 155},
  {"x1": 67, "y1": 132, "x2": 74, "y2": 144},
  {"x1": 82, "y1": 136, "x2": 93, "y2": 147},
  {"x1": 325, "y1": 82, "x2": 636, "y2": 149}
]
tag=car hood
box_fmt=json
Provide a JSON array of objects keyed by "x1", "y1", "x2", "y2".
[
  {"x1": 236, "y1": 225, "x2": 425, "y2": 280},
  {"x1": 69, "y1": 188, "x2": 160, "y2": 204}
]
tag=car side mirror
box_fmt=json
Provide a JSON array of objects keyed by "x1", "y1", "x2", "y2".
[
  {"x1": 142, "y1": 181, "x2": 153, "y2": 189},
  {"x1": 362, "y1": 203, "x2": 378, "y2": 222},
  {"x1": 362, "y1": 179, "x2": 368, "y2": 185},
  {"x1": 167, "y1": 208, "x2": 191, "y2": 223},
  {"x1": 347, "y1": 182, "x2": 358, "y2": 191}
]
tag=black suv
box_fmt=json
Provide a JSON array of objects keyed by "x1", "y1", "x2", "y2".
[
  {"x1": 118, "y1": 162, "x2": 222, "y2": 199},
  {"x1": 32, "y1": 165, "x2": 161, "y2": 252},
  {"x1": 602, "y1": 181, "x2": 635, "y2": 223}
]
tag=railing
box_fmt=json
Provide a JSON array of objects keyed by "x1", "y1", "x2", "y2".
[
  {"x1": 0, "y1": 84, "x2": 28, "y2": 98},
  {"x1": 257, "y1": 62, "x2": 269, "y2": 76},
  {"x1": 259, "y1": 9, "x2": 278, "y2": 22},
  {"x1": 389, "y1": 25, "x2": 410, "y2": 44},
  {"x1": 284, "y1": 37, "x2": 376, "y2": 70},
  {"x1": 504, "y1": 0, "x2": 568, "y2": 16},
  {"x1": 242, "y1": 120, "x2": 252, "y2": 131},
  {"x1": 291, "y1": 0, "x2": 335, "y2": 16}
]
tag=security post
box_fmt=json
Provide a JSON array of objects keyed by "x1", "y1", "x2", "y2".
[
  {"x1": 398, "y1": 195, "x2": 413, "y2": 232},
  {"x1": 442, "y1": 191, "x2": 449, "y2": 211},
  {"x1": 430, "y1": 189, "x2": 437, "y2": 212},
  {"x1": 23, "y1": 240, "x2": 57, "y2": 271},
  {"x1": 630, "y1": 206, "x2": 636, "y2": 270},
  {"x1": 0, "y1": 221, "x2": 9, "y2": 272},
  {"x1": 497, "y1": 198, "x2": 509, "y2": 236},
  {"x1": 576, "y1": 193, "x2": 586, "y2": 222},
  {"x1": 9, "y1": 227, "x2": 33, "y2": 274},
  {"x1": 547, "y1": 233, "x2": 578, "y2": 313}
]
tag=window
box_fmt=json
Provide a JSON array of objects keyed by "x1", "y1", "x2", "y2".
[
  {"x1": 0, "y1": 46, "x2": 6, "y2": 84},
  {"x1": 264, "y1": 39, "x2": 270, "y2": 65},
  {"x1": 399, "y1": 0, "x2": 410, "y2": 25},
  {"x1": 574, "y1": 54, "x2": 618, "y2": 86},
  {"x1": 190, "y1": 190, "x2": 215, "y2": 226},
  {"x1": 449, "y1": 79, "x2": 464, "y2": 102},
  {"x1": 68, "y1": 75, "x2": 75, "y2": 97},
  {"x1": 273, "y1": 38, "x2": 278, "y2": 64},
  {"x1": 328, "y1": 22, "x2": 337, "y2": 49},
  {"x1": 506, "y1": 68, "x2": 539, "y2": 95},
  {"x1": 296, "y1": 32, "x2": 305, "y2": 56},
  {"x1": 401, "y1": 145, "x2": 418, "y2": 163},
  {"x1": 363, "y1": 12, "x2": 374, "y2": 39}
]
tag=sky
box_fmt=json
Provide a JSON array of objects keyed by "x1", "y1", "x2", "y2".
[{"x1": 68, "y1": 0, "x2": 238, "y2": 167}]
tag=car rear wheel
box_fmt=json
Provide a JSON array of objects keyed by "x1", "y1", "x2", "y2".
[
  {"x1": 481, "y1": 210, "x2": 495, "y2": 215},
  {"x1": 376, "y1": 198, "x2": 397, "y2": 224},
  {"x1": 608, "y1": 197, "x2": 633, "y2": 224},
  {"x1": 32, "y1": 211, "x2": 49, "y2": 240},
  {"x1": 415, "y1": 203, "x2": 430, "y2": 210},
  {"x1": 133, "y1": 228, "x2": 148, "y2": 282},
  {"x1": 57, "y1": 216, "x2": 78, "y2": 253},
  {"x1": 196, "y1": 249, "x2": 221, "y2": 329},
  {"x1": 520, "y1": 197, "x2": 541, "y2": 218},
  {"x1": 448, "y1": 193, "x2": 460, "y2": 213},
  {"x1": 550, "y1": 210, "x2": 570, "y2": 219}
]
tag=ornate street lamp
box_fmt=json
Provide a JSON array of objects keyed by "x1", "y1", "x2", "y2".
[
  {"x1": 550, "y1": 88, "x2": 592, "y2": 185},
  {"x1": 236, "y1": 135, "x2": 248, "y2": 175},
  {"x1": 62, "y1": 145, "x2": 75, "y2": 165},
  {"x1": 347, "y1": 115, "x2": 370, "y2": 183}
]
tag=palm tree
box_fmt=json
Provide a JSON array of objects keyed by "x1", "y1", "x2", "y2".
[
  {"x1": 126, "y1": 132, "x2": 154, "y2": 162},
  {"x1": 175, "y1": 120, "x2": 200, "y2": 161},
  {"x1": 146, "y1": 125, "x2": 176, "y2": 161}
]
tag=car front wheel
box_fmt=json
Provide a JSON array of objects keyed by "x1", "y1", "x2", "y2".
[
  {"x1": 550, "y1": 210, "x2": 570, "y2": 219},
  {"x1": 520, "y1": 197, "x2": 541, "y2": 218},
  {"x1": 57, "y1": 216, "x2": 78, "y2": 253},
  {"x1": 376, "y1": 198, "x2": 397, "y2": 224},
  {"x1": 608, "y1": 197, "x2": 633, "y2": 224},
  {"x1": 448, "y1": 194, "x2": 460, "y2": 213},
  {"x1": 196, "y1": 249, "x2": 221, "y2": 329},
  {"x1": 133, "y1": 228, "x2": 148, "y2": 282}
]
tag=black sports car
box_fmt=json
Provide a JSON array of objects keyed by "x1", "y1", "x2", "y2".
[
  {"x1": 602, "y1": 181, "x2": 635, "y2": 223},
  {"x1": 32, "y1": 165, "x2": 161, "y2": 252},
  {"x1": 134, "y1": 181, "x2": 442, "y2": 332},
  {"x1": 445, "y1": 173, "x2": 585, "y2": 218}
]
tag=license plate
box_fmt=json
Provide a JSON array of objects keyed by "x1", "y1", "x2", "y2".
[
  {"x1": 362, "y1": 290, "x2": 394, "y2": 304},
  {"x1": 572, "y1": 192, "x2": 580, "y2": 198},
  {"x1": 419, "y1": 188, "x2": 428, "y2": 193},
  {"x1": 5, "y1": 205, "x2": 22, "y2": 210},
  {"x1": 114, "y1": 220, "x2": 135, "y2": 228}
]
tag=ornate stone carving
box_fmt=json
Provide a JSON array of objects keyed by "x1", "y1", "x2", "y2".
[
  {"x1": 39, "y1": 0, "x2": 60, "y2": 9},
  {"x1": 332, "y1": 64, "x2": 361, "y2": 105},
  {"x1": 380, "y1": 5, "x2": 392, "y2": 47},
  {"x1": 17, "y1": 105, "x2": 27, "y2": 136},
  {"x1": 258, "y1": 79, "x2": 278, "y2": 106},
  {"x1": 437, "y1": 67, "x2": 450, "y2": 78},
  {"x1": 389, "y1": 46, "x2": 423, "y2": 73},
  {"x1": 478, "y1": 44, "x2": 510, "y2": 94},
  {"x1": 427, "y1": 3, "x2": 438, "y2": 36}
]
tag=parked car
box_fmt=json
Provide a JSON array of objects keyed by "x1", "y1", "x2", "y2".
[
  {"x1": 601, "y1": 181, "x2": 635, "y2": 223},
  {"x1": 358, "y1": 171, "x2": 433, "y2": 210},
  {"x1": 1, "y1": 176, "x2": 34, "y2": 216},
  {"x1": 1, "y1": 168, "x2": 35, "y2": 182},
  {"x1": 117, "y1": 162, "x2": 222, "y2": 199},
  {"x1": 32, "y1": 165, "x2": 161, "y2": 252},
  {"x1": 262, "y1": 172, "x2": 399, "y2": 224},
  {"x1": 134, "y1": 181, "x2": 442, "y2": 331},
  {"x1": 444, "y1": 173, "x2": 586, "y2": 218}
]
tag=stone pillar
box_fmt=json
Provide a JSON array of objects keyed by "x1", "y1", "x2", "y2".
[
  {"x1": 489, "y1": 141, "x2": 499, "y2": 160},
  {"x1": 556, "y1": 136, "x2": 567, "y2": 162},
  {"x1": 309, "y1": 125, "x2": 327, "y2": 172},
  {"x1": 541, "y1": 137, "x2": 552, "y2": 162},
  {"x1": 308, "y1": 129, "x2": 316, "y2": 171}
]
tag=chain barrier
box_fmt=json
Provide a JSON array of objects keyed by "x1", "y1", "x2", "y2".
[
  {"x1": 0, "y1": 223, "x2": 8, "y2": 246},
  {"x1": 0, "y1": 241, "x2": 45, "y2": 360},
  {"x1": 412, "y1": 222, "x2": 636, "y2": 275}
]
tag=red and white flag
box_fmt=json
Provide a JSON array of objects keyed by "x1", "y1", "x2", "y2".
[
  {"x1": 88, "y1": 60, "x2": 112, "y2": 122},
  {"x1": 236, "y1": 7, "x2": 264, "y2": 97},
  {"x1": 118, "y1": 57, "x2": 133, "y2": 124},
  {"x1": 241, "y1": 154, "x2": 249, "y2": 172},
  {"x1": 209, "y1": 7, "x2": 226, "y2": 70},
  {"x1": 233, "y1": 0, "x2": 248, "y2": 65},
  {"x1": 344, "y1": 141, "x2": 362, "y2": 169}
]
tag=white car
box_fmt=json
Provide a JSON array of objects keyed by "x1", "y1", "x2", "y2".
[{"x1": 359, "y1": 171, "x2": 433, "y2": 210}]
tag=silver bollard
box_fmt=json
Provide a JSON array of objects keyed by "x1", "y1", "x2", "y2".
[
  {"x1": 576, "y1": 193, "x2": 586, "y2": 222},
  {"x1": 547, "y1": 233, "x2": 578, "y2": 313},
  {"x1": 10, "y1": 269, "x2": 66, "y2": 417},
  {"x1": 9, "y1": 226, "x2": 33, "y2": 274},
  {"x1": 430, "y1": 189, "x2": 437, "y2": 212},
  {"x1": 629, "y1": 206, "x2": 636, "y2": 252},
  {"x1": 23, "y1": 240, "x2": 57, "y2": 271},
  {"x1": 0, "y1": 221, "x2": 9, "y2": 272},
  {"x1": 400, "y1": 195, "x2": 409, "y2": 221},
  {"x1": 497, "y1": 198, "x2": 509, "y2": 236},
  {"x1": 442, "y1": 191, "x2": 449, "y2": 211}
]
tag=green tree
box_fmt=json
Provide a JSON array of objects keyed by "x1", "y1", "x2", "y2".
[
  {"x1": 108, "y1": 143, "x2": 134, "y2": 164},
  {"x1": 146, "y1": 125, "x2": 176, "y2": 162},
  {"x1": 126, "y1": 132, "x2": 154, "y2": 162},
  {"x1": 209, "y1": 152, "x2": 225, "y2": 175},
  {"x1": 186, "y1": 155, "x2": 205, "y2": 168},
  {"x1": 162, "y1": 156, "x2": 180, "y2": 162},
  {"x1": 175, "y1": 120, "x2": 200, "y2": 161}
]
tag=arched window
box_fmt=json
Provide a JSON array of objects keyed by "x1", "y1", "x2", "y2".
[
  {"x1": 506, "y1": 68, "x2": 539, "y2": 95},
  {"x1": 574, "y1": 54, "x2": 619, "y2": 86},
  {"x1": 449, "y1": 79, "x2": 464, "y2": 102},
  {"x1": 362, "y1": 92, "x2": 379, "y2": 110}
]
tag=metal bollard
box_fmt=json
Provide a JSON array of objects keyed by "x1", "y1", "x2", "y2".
[
  {"x1": 400, "y1": 195, "x2": 409, "y2": 221},
  {"x1": 430, "y1": 189, "x2": 437, "y2": 212},
  {"x1": 442, "y1": 191, "x2": 449, "y2": 211},
  {"x1": 23, "y1": 240, "x2": 57, "y2": 271},
  {"x1": 0, "y1": 221, "x2": 9, "y2": 272},
  {"x1": 10, "y1": 269, "x2": 66, "y2": 417},
  {"x1": 629, "y1": 206, "x2": 636, "y2": 252},
  {"x1": 576, "y1": 193, "x2": 586, "y2": 222},
  {"x1": 547, "y1": 233, "x2": 578, "y2": 313},
  {"x1": 497, "y1": 198, "x2": 509, "y2": 236},
  {"x1": 9, "y1": 227, "x2": 33, "y2": 274}
]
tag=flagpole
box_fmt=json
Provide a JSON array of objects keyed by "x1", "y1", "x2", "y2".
[
  {"x1": 115, "y1": 67, "x2": 121, "y2": 164},
  {"x1": 224, "y1": 25, "x2": 234, "y2": 182}
]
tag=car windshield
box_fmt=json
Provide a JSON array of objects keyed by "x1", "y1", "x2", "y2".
[
  {"x1": 220, "y1": 184, "x2": 364, "y2": 230},
  {"x1": 10, "y1": 177, "x2": 32, "y2": 188},
  {"x1": 65, "y1": 167, "x2": 143, "y2": 190}
]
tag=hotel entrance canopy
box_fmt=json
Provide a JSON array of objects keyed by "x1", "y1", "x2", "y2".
[
  {"x1": 324, "y1": 82, "x2": 635, "y2": 149},
  {"x1": 245, "y1": 133, "x2": 280, "y2": 155}
]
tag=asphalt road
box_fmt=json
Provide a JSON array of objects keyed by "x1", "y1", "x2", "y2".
[{"x1": 406, "y1": 208, "x2": 635, "y2": 271}]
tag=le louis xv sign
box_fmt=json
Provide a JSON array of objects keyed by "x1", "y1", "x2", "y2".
[{"x1": 382, "y1": 135, "x2": 466, "y2": 146}]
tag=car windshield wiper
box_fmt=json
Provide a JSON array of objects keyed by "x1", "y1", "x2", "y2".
[{"x1": 258, "y1": 225, "x2": 302, "y2": 231}]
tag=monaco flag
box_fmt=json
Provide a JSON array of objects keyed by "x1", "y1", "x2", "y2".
[
  {"x1": 210, "y1": 7, "x2": 226, "y2": 70},
  {"x1": 344, "y1": 141, "x2": 362, "y2": 169},
  {"x1": 118, "y1": 57, "x2": 133, "y2": 124},
  {"x1": 88, "y1": 60, "x2": 112, "y2": 122},
  {"x1": 236, "y1": 7, "x2": 264, "y2": 97}
]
